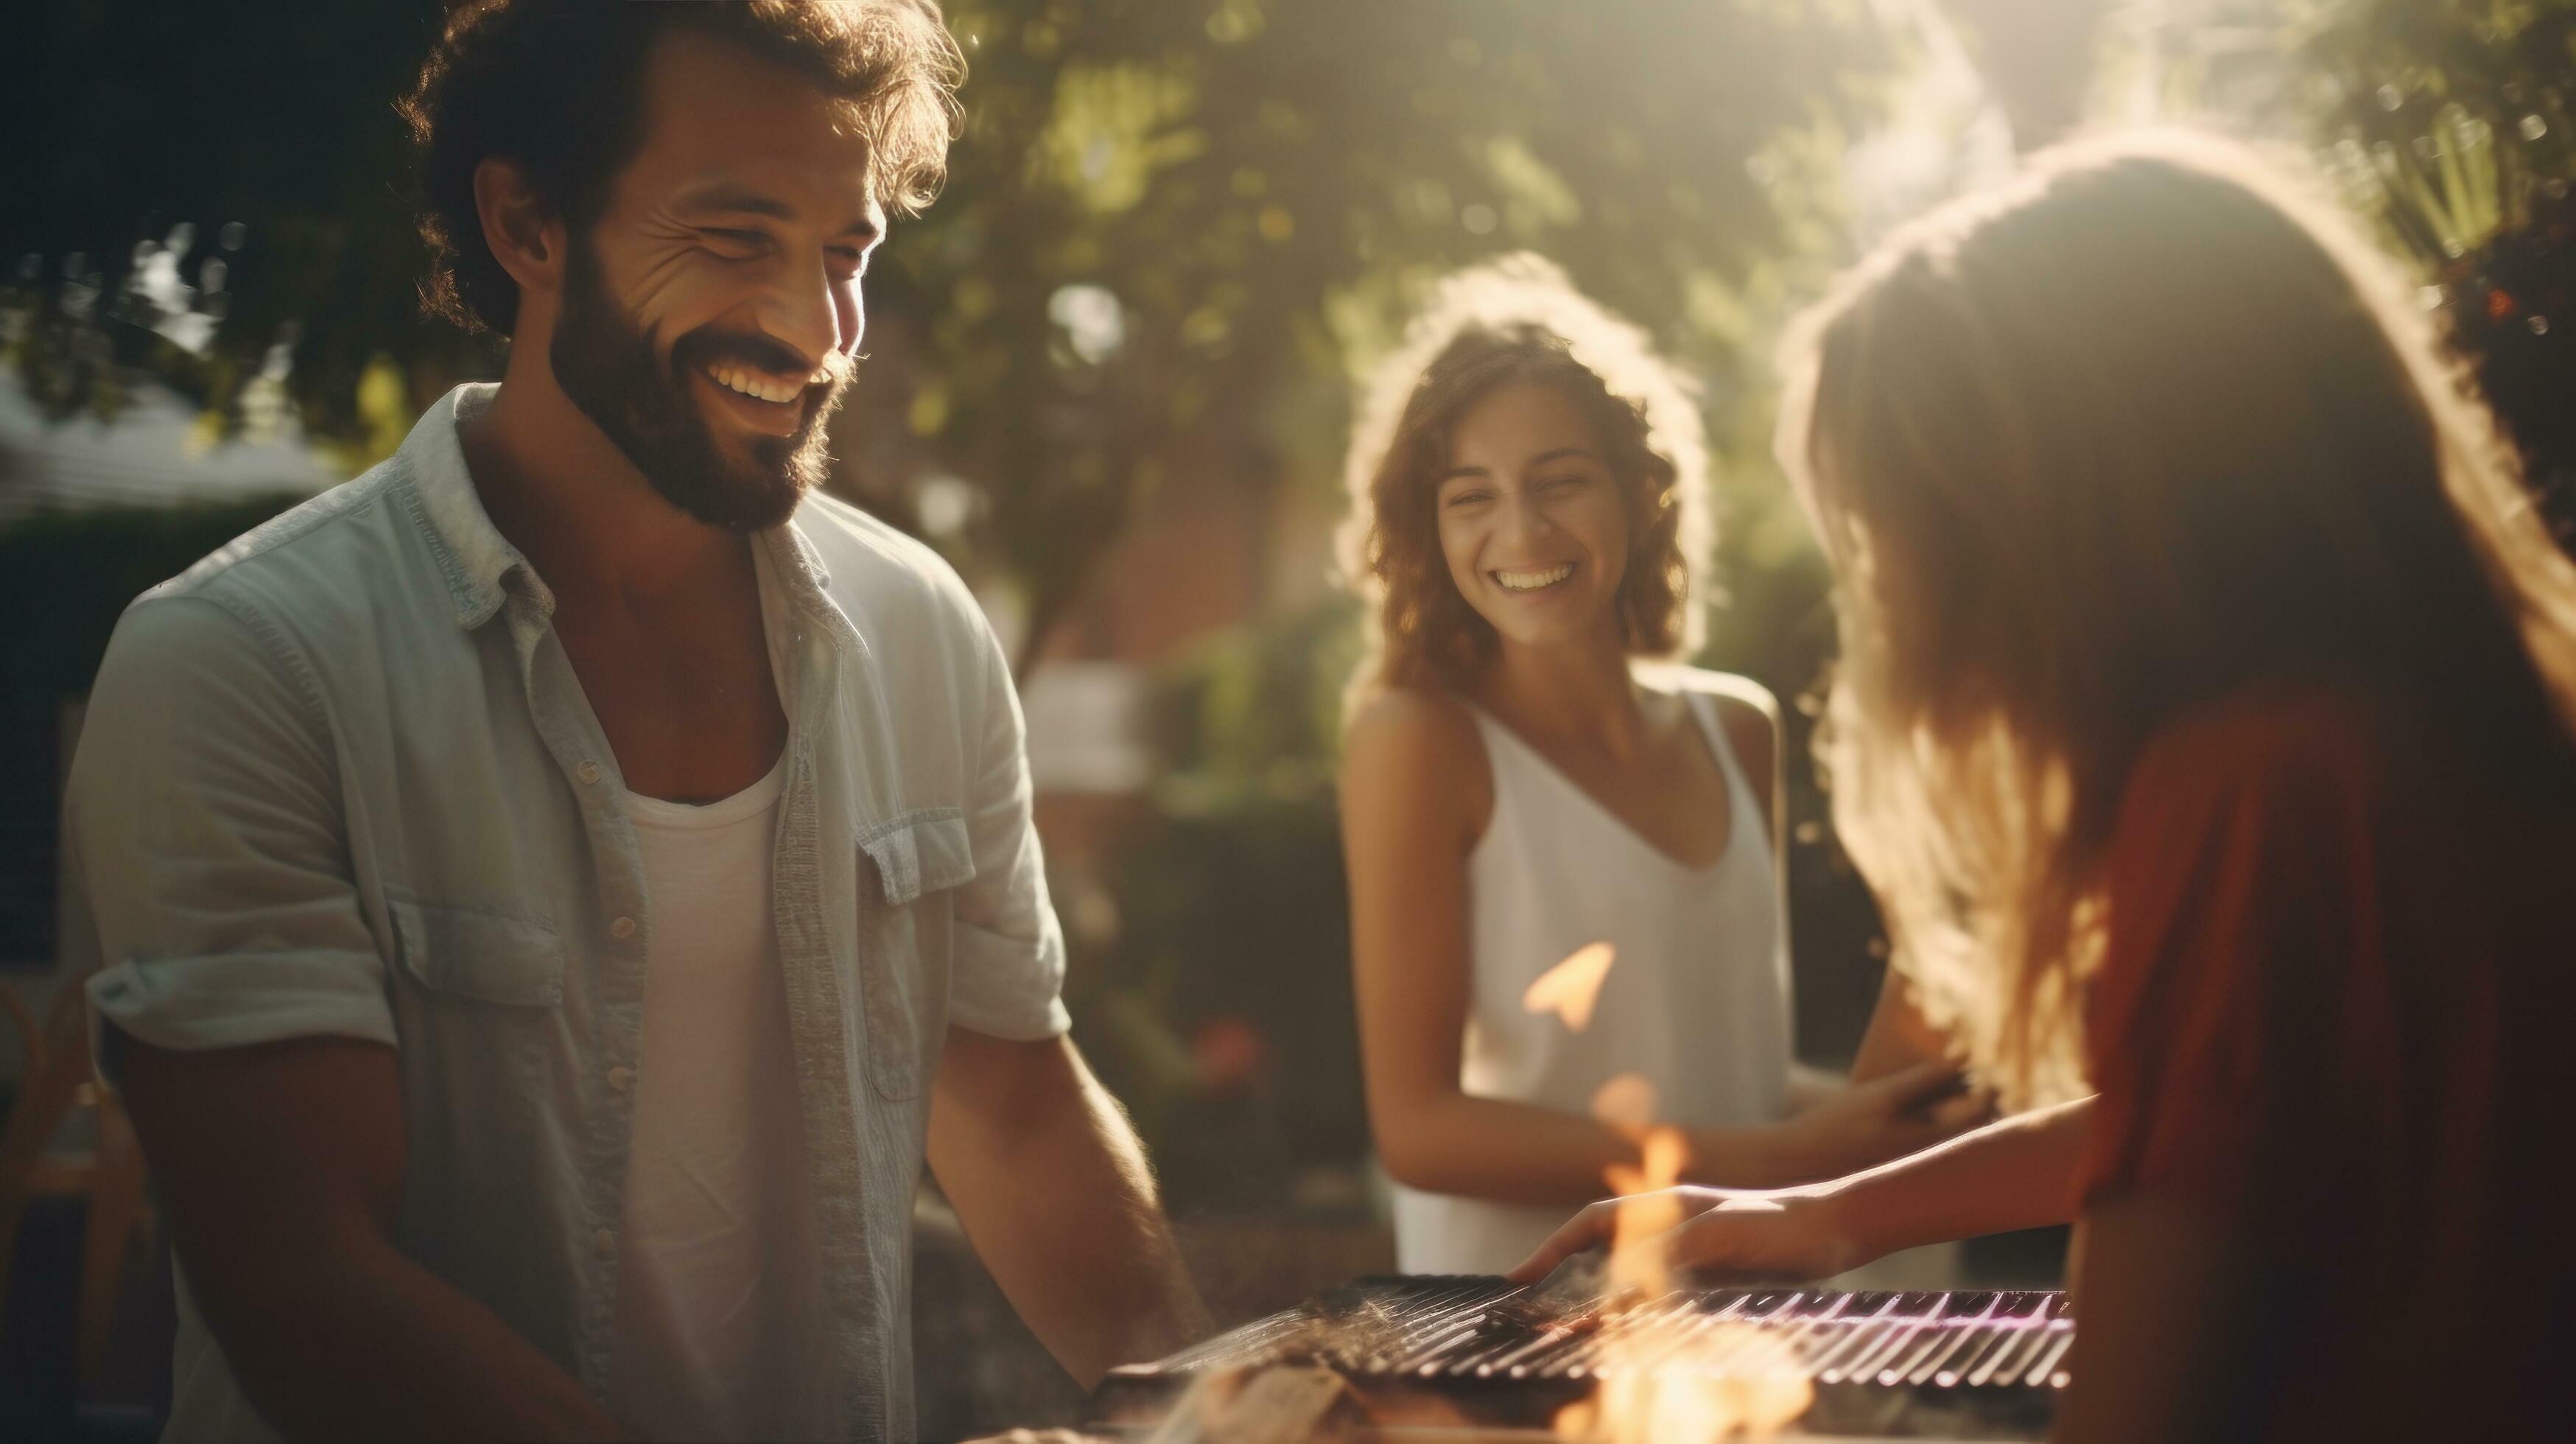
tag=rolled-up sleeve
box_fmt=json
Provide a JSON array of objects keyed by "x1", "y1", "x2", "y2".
[
  {"x1": 63, "y1": 593, "x2": 393, "y2": 1080},
  {"x1": 941, "y1": 606, "x2": 1070, "y2": 1040}
]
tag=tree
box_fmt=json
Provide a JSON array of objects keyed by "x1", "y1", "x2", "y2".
[
  {"x1": 5, "y1": 0, "x2": 1904, "y2": 672},
  {"x1": 2285, "y1": 0, "x2": 2576, "y2": 538}
]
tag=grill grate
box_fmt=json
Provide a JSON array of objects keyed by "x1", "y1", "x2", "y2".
[{"x1": 1098, "y1": 1276, "x2": 2070, "y2": 1439}]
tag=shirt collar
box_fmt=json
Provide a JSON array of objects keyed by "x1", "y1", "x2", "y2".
[
  {"x1": 404, "y1": 383, "x2": 537, "y2": 630},
  {"x1": 405, "y1": 382, "x2": 838, "y2": 630}
]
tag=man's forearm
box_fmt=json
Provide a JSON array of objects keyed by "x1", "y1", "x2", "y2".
[
  {"x1": 929, "y1": 1031, "x2": 1209, "y2": 1386},
  {"x1": 200, "y1": 1233, "x2": 620, "y2": 1443},
  {"x1": 1820, "y1": 1096, "x2": 2093, "y2": 1262}
]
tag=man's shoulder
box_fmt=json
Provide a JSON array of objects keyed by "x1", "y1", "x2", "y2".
[
  {"x1": 793, "y1": 490, "x2": 986, "y2": 633},
  {"x1": 140, "y1": 455, "x2": 421, "y2": 628}
]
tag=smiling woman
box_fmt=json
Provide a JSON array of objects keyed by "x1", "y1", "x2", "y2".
[
  {"x1": 1332, "y1": 256, "x2": 1987, "y2": 1277},
  {"x1": 1340, "y1": 255, "x2": 1709, "y2": 698}
]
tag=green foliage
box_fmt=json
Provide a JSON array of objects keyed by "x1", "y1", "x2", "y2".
[
  {"x1": 2287, "y1": 0, "x2": 2576, "y2": 265},
  {"x1": 1070, "y1": 785, "x2": 1363, "y2": 1199},
  {"x1": 2, "y1": 1, "x2": 495, "y2": 444},
  {"x1": 908, "y1": 0, "x2": 1902, "y2": 662},
  {"x1": 0, "y1": 495, "x2": 310, "y2": 709},
  {"x1": 6, "y1": 0, "x2": 1905, "y2": 668}
]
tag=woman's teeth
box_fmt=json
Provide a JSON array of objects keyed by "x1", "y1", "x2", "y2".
[
  {"x1": 1494, "y1": 564, "x2": 1575, "y2": 592},
  {"x1": 709, "y1": 366, "x2": 807, "y2": 404}
]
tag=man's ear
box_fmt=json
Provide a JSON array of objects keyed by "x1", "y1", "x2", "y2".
[{"x1": 472, "y1": 156, "x2": 568, "y2": 298}]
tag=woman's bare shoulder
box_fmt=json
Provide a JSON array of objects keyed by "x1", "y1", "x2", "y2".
[{"x1": 1341, "y1": 685, "x2": 1492, "y2": 819}]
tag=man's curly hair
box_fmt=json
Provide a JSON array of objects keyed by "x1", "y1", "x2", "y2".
[
  {"x1": 401, "y1": 0, "x2": 964, "y2": 337},
  {"x1": 1338, "y1": 254, "x2": 1713, "y2": 703}
]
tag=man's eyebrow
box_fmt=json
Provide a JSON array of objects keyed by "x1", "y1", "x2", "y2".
[{"x1": 674, "y1": 183, "x2": 882, "y2": 239}]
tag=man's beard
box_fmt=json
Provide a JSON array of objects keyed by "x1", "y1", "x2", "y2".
[{"x1": 550, "y1": 239, "x2": 847, "y2": 533}]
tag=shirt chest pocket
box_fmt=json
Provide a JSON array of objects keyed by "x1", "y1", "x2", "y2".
[
  {"x1": 385, "y1": 900, "x2": 568, "y2": 1116},
  {"x1": 390, "y1": 900, "x2": 566, "y2": 1006},
  {"x1": 856, "y1": 810, "x2": 976, "y2": 1101}
]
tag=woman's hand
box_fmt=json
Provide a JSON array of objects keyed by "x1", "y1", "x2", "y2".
[
  {"x1": 1509, "y1": 1185, "x2": 1873, "y2": 1288},
  {"x1": 1750, "y1": 1060, "x2": 1993, "y2": 1185}
]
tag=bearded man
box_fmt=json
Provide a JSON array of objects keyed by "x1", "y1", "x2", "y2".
[{"x1": 58, "y1": 3, "x2": 1205, "y2": 1439}]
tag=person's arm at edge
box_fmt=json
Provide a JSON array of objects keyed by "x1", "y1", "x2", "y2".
[
  {"x1": 116, "y1": 1033, "x2": 622, "y2": 1443},
  {"x1": 1802, "y1": 1095, "x2": 2088, "y2": 1265},
  {"x1": 926, "y1": 1027, "x2": 1209, "y2": 1385},
  {"x1": 1512, "y1": 1096, "x2": 2089, "y2": 1283}
]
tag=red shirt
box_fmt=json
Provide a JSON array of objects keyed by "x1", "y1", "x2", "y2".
[{"x1": 2079, "y1": 686, "x2": 2576, "y2": 1441}]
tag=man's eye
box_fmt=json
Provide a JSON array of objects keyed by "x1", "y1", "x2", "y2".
[{"x1": 706, "y1": 228, "x2": 767, "y2": 250}]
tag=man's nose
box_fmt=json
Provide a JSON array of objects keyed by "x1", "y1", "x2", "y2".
[{"x1": 756, "y1": 253, "x2": 849, "y2": 372}]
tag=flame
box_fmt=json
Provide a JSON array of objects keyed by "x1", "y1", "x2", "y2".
[
  {"x1": 1603, "y1": 1126, "x2": 1686, "y2": 1296},
  {"x1": 1552, "y1": 1327, "x2": 1815, "y2": 1443},
  {"x1": 1523, "y1": 942, "x2": 1618, "y2": 1031},
  {"x1": 1552, "y1": 1081, "x2": 1817, "y2": 1440},
  {"x1": 1589, "y1": 1073, "x2": 1659, "y2": 1129}
]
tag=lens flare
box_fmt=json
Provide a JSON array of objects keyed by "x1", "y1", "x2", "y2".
[{"x1": 1523, "y1": 942, "x2": 1617, "y2": 1031}]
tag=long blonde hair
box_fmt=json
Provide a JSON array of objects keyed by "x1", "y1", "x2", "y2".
[
  {"x1": 1775, "y1": 130, "x2": 2576, "y2": 1101},
  {"x1": 1338, "y1": 256, "x2": 1713, "y2": 704}
]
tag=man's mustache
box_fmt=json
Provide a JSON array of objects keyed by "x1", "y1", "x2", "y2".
[{"x1": 671, "y1": 328, "x2": 845, "y2": 389}]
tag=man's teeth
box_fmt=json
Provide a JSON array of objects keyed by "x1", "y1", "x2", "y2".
[
  {"x1": 709, "y1": 366, "x2": 810, "y2": 404},
  {"x1": 1494, "y1": 564, "x2": 1575, "y2": 592}
]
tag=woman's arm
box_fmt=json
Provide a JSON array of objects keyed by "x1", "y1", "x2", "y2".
[
  {"x1": 1512, "y1": 1097, "x2": 2090, "y2": 1283},
  {"x1": 1848, "y1": 965, "x2": 1961, "y2": 1083},
  {"x1": 1344, "y1": 689, "x2": 1706, "y2": 1202},
  {"x1": 1342, "y1": 690, "x2": 1982, "y2": 1205}
]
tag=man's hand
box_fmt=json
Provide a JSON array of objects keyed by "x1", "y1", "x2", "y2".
[
  {"x1": 1509, "y1": 1185, "x2": 1864, "y2": 1288},
  {"x1": 1752, "y1": 1060, "x2": 1993, "y2": 1184}
]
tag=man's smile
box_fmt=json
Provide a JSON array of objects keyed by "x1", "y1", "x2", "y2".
[{"x1": 693, "y1": 364, "x2": 817, "y2": 438}]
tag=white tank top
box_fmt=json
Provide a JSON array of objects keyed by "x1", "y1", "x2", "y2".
[{"x1": 1390, "y1": 675, "x2": 1793, "y2": 1276}]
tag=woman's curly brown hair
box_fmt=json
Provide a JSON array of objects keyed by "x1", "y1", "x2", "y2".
[
  {"x1": 1338, "y1": 255, "x2": 1713, "y2": 702},
  {"x1": 400, "y1": 0, "x2": 963, "y2": 337}
]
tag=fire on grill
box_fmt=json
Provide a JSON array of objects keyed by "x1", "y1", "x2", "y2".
[{"x1": 1090, "y1": 1275, "x2": 2068, "y2": 1441}]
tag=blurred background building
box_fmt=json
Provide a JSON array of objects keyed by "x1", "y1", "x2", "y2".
[{"x1": 6, "y1": 0, "x2": 2575, "y2": 1437}]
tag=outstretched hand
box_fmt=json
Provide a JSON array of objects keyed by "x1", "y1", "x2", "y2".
[
  {"x1": 1511, "y1": 1065, "x2": 1990, "y2": 1289},
  {"x1": 1508, "y1": 1185, "x2": 1861, "y2": 1289}
]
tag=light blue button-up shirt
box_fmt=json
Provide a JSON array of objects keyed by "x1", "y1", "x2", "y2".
[{"x1": 61, "y1": 383, "x2": 1070, "y2": 1442}]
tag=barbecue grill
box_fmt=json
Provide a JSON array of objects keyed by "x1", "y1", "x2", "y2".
[{"x1": 1092, "y1": 1275, "x2": 2068, "y2": 1440}]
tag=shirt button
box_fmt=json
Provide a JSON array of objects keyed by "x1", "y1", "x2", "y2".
[
  {"x1": 606, "y1": 1065, "x2": 634, "y2": 1093},
  {"x1": 609, "y1": 916, "x2": 637, "y2": 940},
  {"x1": 576, "y1": 760, "x2": 602, "y2": 785},
  {"x1": 593, "y1": 1228, "x2": 617, "y2": 1259}
]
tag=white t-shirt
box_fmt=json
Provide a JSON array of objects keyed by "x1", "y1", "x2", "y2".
[{"x1": 608, "y1": 754, "x2": 826, "y2": 1442}]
